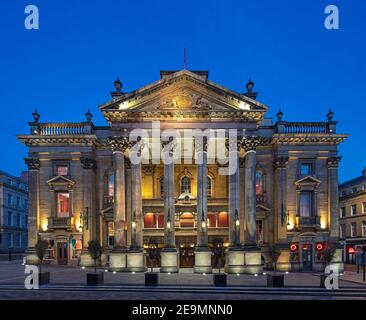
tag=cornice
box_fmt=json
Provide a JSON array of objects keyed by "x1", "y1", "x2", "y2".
[{"x1": 271, "y1": 134, "x2": 348, "y2": 145}]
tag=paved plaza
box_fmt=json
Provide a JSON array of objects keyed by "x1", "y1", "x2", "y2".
[{"x1": 0, "y1": 261, "x2": 365, "y2": 300}]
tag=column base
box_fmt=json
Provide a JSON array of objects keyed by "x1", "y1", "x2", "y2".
[
  {"x1": 126, "y1": 249, "x2": 146, "y2": 272},
  {"x1": 24, "y1": 247, "x2": 39, "y2": 265},
  {"x1": 160, "y1": 248, "x2": 178, "y2": 273},
  {"x1": 109, "y1": 248, "x2": 127, "y2": 272},
  {"x1": 243, "y1": 249, "x2": 263, "y2": 274},
  {"x1": 330, "y1": 248, "x2": 344, "y2": 274},
  {"x1": 194, "y1": 248, "x2": 212, "y2": 274},
  {"x1": 225, "y1": 247, "x2": 245, "y2": 274},
  {"x1": 80, "y1": 249, "x2": 95, "y2": 267}
]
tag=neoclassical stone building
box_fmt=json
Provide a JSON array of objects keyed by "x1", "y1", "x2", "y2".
[{"x1": 18, "y1": 70, "x2": 346, "y2": 273}]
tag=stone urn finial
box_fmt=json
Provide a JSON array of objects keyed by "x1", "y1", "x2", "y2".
[
  {"x1": 85, "y1": 109, "x2": 93, "y2": 122},
  {"x1": 114, "y1": 77, "x2": 123, "y2": 92},
  {"x1": 326, "y1": 109, "x2": 334, "y2": 122},
  {"x1": 276, "y1": 109, "x2": 284, "y2": 121},
  {"x1": 32, "y1": 109, "x2": 40, "y2": 123},
  {"x1": 246, "y1": 78, "x2": 254, "y2": 93}
]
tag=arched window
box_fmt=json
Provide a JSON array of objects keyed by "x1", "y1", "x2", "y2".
[
  {"x1": 256, "y1": 171, "x2": 264, "y2": 195},
  {"x1": 181, "y1": 176, "x2": 191, "y2": 194},
  {"x1": 159, "y1": 177, "x2": 164, "y2": 198},
  {"x1": 207, "y1": 176, "x2": 212, "y2": 198}
]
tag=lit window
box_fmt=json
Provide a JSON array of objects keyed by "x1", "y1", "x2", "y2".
[
  {"x1": 362, "y1": 222, "x2": 366, "y2": 237},
  {"x1": 300, "y1": 163, "x2": 313, "y2": 175},
  {"x1": 108, "y1": 174, "x2": 115, "y2": 197},
  {"x1": 208, "y1": 213, "x2": 216, "y2": 228},
  {"x1": 57, "y1": 193, "x2": 70, "y2": 218},
  {"x1": 144, "y1": 213, "x2": 156, "y2": 229},
  {"x1": 217, "y1": 212, "x2": 228, "y2": 228},
  {"x1": 299, "y1": 192, "x2": 313, "y2": 217},
  {"x1": 107, "y1": 222, "x2": 114, "y2": 247},
  {"x1": 157, "y1": 215, "x2": 164, "y2": 228},
  {"x1": 256, "y1": 171, "x2": 263, "y2": 195},
  {"x1": 340, "y1": 224, "x2": 345, "y2": 238},
  {"x1": 351, "y1": 204, "x2": 357, "y2": 216},
  {"x1": 56, "y1": 165, "x2": 68, "y2": 176},
  {"x1": 180, "y1": 212, "x2": 194, "y2": 228},
  {"x1": 340, "y1": 207, "x2": 346, "y2": 218},
  {"x1": 181, "y1": 176, "x2": 191, "y2": 194},
  {"x1": 351, "y1": 223, "x2": 357, "y2": 237}
]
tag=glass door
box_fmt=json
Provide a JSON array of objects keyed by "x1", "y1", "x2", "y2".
[{"x1": 302, "y1": 244, "x2": 313, "y2": 271}]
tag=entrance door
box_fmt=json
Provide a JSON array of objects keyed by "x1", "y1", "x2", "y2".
[
  {"x1": 302, "y1": 244, "x2": 313, "y2": 271},
  {"x1": 179, "y1": 246, "x2": 195, "y2": 268},
  {"x1": 57, "y1": 242, "x2": 68, "y2": 265}
]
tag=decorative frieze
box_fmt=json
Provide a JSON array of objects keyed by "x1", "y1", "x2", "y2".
[
  {"x1": 143, "y1": 164, "x2": 155, "y2": 176},
  {"x1": 239, "y1": 136, "x2": 269, "y2": 152},
  {"x1": 107, "y1": 136, "x2": 132, "y2": 153}
]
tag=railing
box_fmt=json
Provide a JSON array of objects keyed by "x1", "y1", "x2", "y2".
[
  {"x1": 276, "y1": 122, "x2": 331, "y2": 134},
  {"x1": 38, "y1": 123, "x2": 92, "y2": 136},
  {"x1": 297, "y1": 216, "x2": 321, "y2": 227},
  {"x1": 47, "y1": 217, "x2": 72, "y2": 230}
]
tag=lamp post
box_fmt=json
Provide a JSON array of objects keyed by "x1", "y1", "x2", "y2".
[
  {"x1": 166, "y1": 210, "x2": 171, "y2": 232},
  {"x1": 234, "y1": 209, "x2": 240, "y2": 247},
  {"x1": 132, "y1": 211, "x2": 137, "y2": 249},
  {"x1": 201, "y1": 210, "x2": 207, "y2": 232}
]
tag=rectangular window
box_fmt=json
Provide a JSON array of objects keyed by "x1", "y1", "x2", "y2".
[
  {"x1": 157, "y1": 215, "x2": 164, "y2": 229},
  {"x1": 7, "y1": 212, "x2": 12, "y2": 226},
  {"x1": 362, "y1": 222, "x2": 366, "y2": 237},
  {"x1": 300, "y1": 163, "x2": 313, "y2": 175},
  {"x1": 16, "y1": 214, "x2": 21, "y2": 227},
  {"x1": 17, "y1": 234, "x2": 22, "y2": 248},
  {"x1": 217, "y1": 212, "x2": 229, "y2": 228},
  {"x1": 340, "y1": 207, "x2": 346, "y2": 218},
  {"x1": 351, "y1": 204, "x2": 357, "y2": 216},
  {"x1": 57, "y1": 193, "x2": 70, "y2": 218},
  {"x1": 299, "y1": 192, "x2": 313, "y2": 217},
  {"x1": 363, "y1": 203, "x2": 366, "y2": 214},
  {"x1": 340, "y1": 224, "x2": 345, "y2": 238},
  {"x1": 16, "y1": 197, "x2": 20, "y2": 207},
  {"x1": 351, "y1": 223, "x2": 357, "y2": 237},
  {"x1": 352, "y1": 187, "x2": 358, "y2": 194},
  {"x1": 7, "y1": 233, "x2": 13, "y2": 248},
  {"x1": 7, "y1": 194, "x2": 12, "y2": 206},
  {"x1": 25, "y1": 215, "x2": 28, "y2": 227},
  {"x1": 208, "y1": 213, "x2": 216, "y2": 228},
  {"x1": 144, "y1": 213, "x2": 156, "y2": 228},
  {"x1": 56, "y1": 165, "x2": 69, "y2": 176}
]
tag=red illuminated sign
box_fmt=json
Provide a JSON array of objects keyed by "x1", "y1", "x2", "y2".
[
  {"x1": 290, "y1": 244, "x2": 298, "y2": 252},
  {"x1": 316, "y1": 243, "x2": 324, "y2": 252},
  {"x1": 348, "y1": 247, "x2": 355, "y2": 254}
]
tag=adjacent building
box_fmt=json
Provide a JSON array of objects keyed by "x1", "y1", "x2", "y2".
[
  {"x1": 0, "y1": 171, "x2": 29, "y2": 253},
  {"x1": 339, "y1": 169, "x2": 366, "y2": 267},
  {"x1": 17, "y1": 69, "x2": 347, "y2": 272}
]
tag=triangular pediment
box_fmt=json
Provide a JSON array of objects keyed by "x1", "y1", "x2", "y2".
[
  {"x1": 47, "y1": 175, "x2": 75, "y2": 186},
  {"x1": 100, "y1": 70, "x2": 268, "y2": 123},
  {"x1": 295, "y1": 176, "x2": 321, "y2": 186}
]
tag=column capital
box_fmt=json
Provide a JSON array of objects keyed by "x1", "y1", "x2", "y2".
[
  {"x1": 108, "y1": 136, "x2": 132, "y2": 153},
  {"x1": 80, "y1": 157, "x2": 97, "y2": 170},
  {"x1": 24, "y1": 158, "x2": 40, "y2": 170},
  {"x1": 143, "y1": 164, "x2": 155, "y2": 176},
  {"x1": 327, "y1": 156, "x2": 341, "y2": 168},
  {"x1": 273, "y1": 157, "x2": 289, "y2": 169},
  {"x1": 194, "y1": 136, "x2": 209, "y2": 152}
]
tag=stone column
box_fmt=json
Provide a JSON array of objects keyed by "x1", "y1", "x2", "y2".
[
  {"x1": 327, "y1": 156, "x2": 344, "y2": 273},
  {"x1": 273, "y1": 156, "x2": 291, "y2": 272},
  {"x1": 79, "y1": 157, "x2": 97, "y2": 267},
  {"x1": 160, "y1": 140, "x2": 178, "y2": 273},
  {"x1": 127, "y1": 141, "x2": 145, "y2": 272},
  {"x1": 242, "y1": 136, "x2": 263, "y2": 274},
  {"x1": 108, "y1": 137, "x2": 129, "y2": 271},
  {"x1": 226, "y1": 140, "x2": 245, "y2": 274},
  {"x1": 273, "y1": 157, "x2": 289, "y2": 242},
  {"x1": 24, "y1": 158, "x2": 40, "y2": 264},
  {"x1": 194, "y1": 137, "x2": 212, "y2": 273}
]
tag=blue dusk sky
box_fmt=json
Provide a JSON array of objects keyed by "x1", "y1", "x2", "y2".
[{"x1": 0, "y1": 0, "x2": 365, "y2": 182}]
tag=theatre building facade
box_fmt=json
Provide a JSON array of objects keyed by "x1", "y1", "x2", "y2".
[{"x1": 18, "y1": 70, "x2": 346, "y2": 273}]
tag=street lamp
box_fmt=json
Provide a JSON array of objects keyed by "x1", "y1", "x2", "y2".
[
  {"x1": 166, "y1": 210, "x2": 171, "y2": 231},
  {"x1": 201, "y1": 210, "x2": 207, "y2": 231},
  {"x1": 132, "y1": 211, "x2": 137, "y2": 247},
  {"x1": 234, "y1": 209, "x2": 240, "y2": 246}
]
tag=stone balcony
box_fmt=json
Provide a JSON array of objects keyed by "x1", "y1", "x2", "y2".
[
  {"x1": 296, "y1": 216, "x2": 321, "y2": 230},
  {"x1": 47, "y1": 217, "x2": 73, "y2": 231}
]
